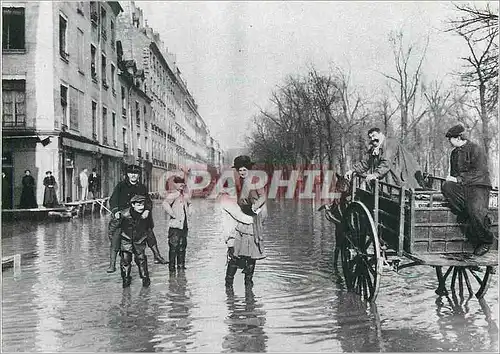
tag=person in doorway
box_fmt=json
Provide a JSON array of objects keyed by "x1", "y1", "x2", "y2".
[
  {"x1": 2, "y1": 171, "x2": 13, "y2": 209},
  {"x1": 441, "y1": 124, "x2": 494, "y2": 256},
  {"x1": 88, "y1": 168, "x2": 101, "y2": 199},
  {"x1": 118, "y1": 194, "x2": 152, "y2": 288},
  {"x1": 163, "y1": 175, "x2": 191, "y2": 272},
  {"x1": 43, "y1": 171, "x2": 58, "y2": 207},
  {"x1": 107, "y1": 164, "x2": 167, "y2": 273},
  {"x1": 344, "y1": 127, "x2": 422, "y2": 189},
  {"x1": 79, "y1": 168, "x2": 89, "y2": 201},
  {"x1": 224, "y1": 155, "x2": 268, "y2": 289},
  {"x1": 20, "y1": 169, "x2": 38, "y2": 208}
]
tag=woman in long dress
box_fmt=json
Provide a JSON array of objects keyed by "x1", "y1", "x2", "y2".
[
  {"x1": 43, "y1": 171, "x2": 58, "y2": 207},
  {"x1": 223, "y1": 155, "x2": 268, "y2": 288},
  {"x1": 20, "y1": 169, "x2": 38, "y2": 208}
]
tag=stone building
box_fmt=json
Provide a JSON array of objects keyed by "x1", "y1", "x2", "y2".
[
  {"x1": 116, "y1": 1, "x2": 217, "y2": 192},
  {"x1": 2, "y1": 1, "x2": 124, "y2": 206}
]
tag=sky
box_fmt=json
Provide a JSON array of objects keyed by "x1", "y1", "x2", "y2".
[{"x1": 137, "y1": 1, "x2": 495, "y2": 150}]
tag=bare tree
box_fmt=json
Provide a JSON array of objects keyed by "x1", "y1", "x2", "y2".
[
  {"x1": 383, "y1": 30, "x2": 429, "y2": 142},
  {"x1": 447, "y1": 2, "x2": 498, "y2": 157}
]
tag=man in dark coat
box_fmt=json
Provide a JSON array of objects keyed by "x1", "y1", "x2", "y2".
[
  {"x1": 88, "y1": 168, "x2": 101, "y2": 199},
  {"x1": 441, "y1": 124, "x2": 494, "y2": 256},
  {"x1": 106, "y1": 164, "x2": 167, "y2": 273},
  {"x1": 345, "y1": 127, "x2": 422, "y2": 189}
]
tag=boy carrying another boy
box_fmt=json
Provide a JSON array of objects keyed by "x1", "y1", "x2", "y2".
[{"x1": 119, "y1": 194, "x2": 152, "y2": 288}]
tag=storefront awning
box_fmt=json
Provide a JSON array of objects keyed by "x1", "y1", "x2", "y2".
[{"x1": 61, "y1": 137, "x2": 123, "y2": 158}]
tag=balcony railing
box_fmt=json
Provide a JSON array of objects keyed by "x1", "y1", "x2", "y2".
[
  {"x1": 145, "y1": 152, "x2": 149, "y2": 160},
  {"x1": 138, "y1": 148, "x2": 142, "y2": 159},
  {"x1": 123, "y1": 144, "x2": 128, "y2": 154},
  {"x1": 122, "y1": 108, "x2": 126, "y2": 117}
]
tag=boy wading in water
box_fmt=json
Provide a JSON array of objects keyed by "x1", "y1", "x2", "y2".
[
  {"x1": 119, "y1": 194, "x2": 152, "y2": 288},
  {"x1": 163, "y1": 176, "x2": 191, "y2": 272}
]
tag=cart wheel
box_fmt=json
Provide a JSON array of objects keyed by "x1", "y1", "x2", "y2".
[
  {"x1": 341, "y1": 201, "x2": 383, "y2": 302},
  {"x1": 435, "y1": 265, "x2": 495, "y2": 299}
]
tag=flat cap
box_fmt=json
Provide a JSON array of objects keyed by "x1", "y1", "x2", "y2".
[
  {"x1": 130, "y1": 194, "x2": 146, "y2": 203},
  {"x1": 126, "y1": 164, "x2": 141, "y2": 173},
  {"x1": 445, "y1": 124, "x2": 465, "y2": 138}
]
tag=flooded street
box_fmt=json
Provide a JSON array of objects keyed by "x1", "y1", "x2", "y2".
[{"x1": 2, "y1": 198, "x2": 498, "y2": 352}]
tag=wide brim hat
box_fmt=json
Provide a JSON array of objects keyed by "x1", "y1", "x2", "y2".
[
  {"x1": 445, "y1": 124, "x2": 465, "y2": 138},
  {"x1": 126, "y1": 164, "x2": 141, "y2": 173},
  {"x1": 232, "y1": 155, "x2": 255, "y2": 169}
]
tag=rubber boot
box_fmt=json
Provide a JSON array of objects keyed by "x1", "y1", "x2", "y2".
[
  {"x1": 151, "y1": 244, "x2": 168, "y2": 264},
  {"x1": 244, "y1": 259, "x2": 256, "y2": 288},
  {"x1": 177, "y1": 251, "x2": 186, "y2": 269},
  {"x1": 225, "y1": 259, "x2": 239, "y2": 288},
  {"x1": 107, "y1": 248, "x2": 118, "y2": 273},
  {"x1": 121, "y1": 264, "x2": 132, "y2": 288},
  {"x1": 137, "y1": 255, "x2": 151, "y2": 287},
  {"x1": 168, "y1": 249, "x2": 177, "y2": 272}
]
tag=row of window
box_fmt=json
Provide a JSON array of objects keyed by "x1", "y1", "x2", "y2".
[{"x1": 3, "y1": 4, "x2": 116, "y2": 52}]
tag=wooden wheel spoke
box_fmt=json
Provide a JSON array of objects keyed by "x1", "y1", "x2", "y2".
[
  {"x1": 341, "y1": 202, "x2": 381, "y2": 302},
  {"x1": 468, "y1": 269, "x2": 483, "y2": 284},
  {"x1": 443, "y1": 266, "x2": 453, "y2": 281},
  {"x1": 450, "y1": 267, "x2": 458, "y2": 291},
  {"x1": 462, "y1": 268, "x2": 474, "y2": 297},
  {"x1": 458, "y1": 268, "x2": 464, "y2": 298}
]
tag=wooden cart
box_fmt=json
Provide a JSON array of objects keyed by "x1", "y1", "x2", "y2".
[{"x1": 336, "y1": 175, "x2": 498, "y2": 302}]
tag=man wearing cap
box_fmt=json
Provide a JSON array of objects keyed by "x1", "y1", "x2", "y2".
[
  {"x1": 345, "y1": 127, "x2": 422, "y2": 189},
  {"x1": 118, "y1": 194, "x2": 151, "y2": 288},
  {"x1": 106, "y1": 164, "x2": 167, "y2": 273},
  {"x1": 441, "y1": 124, "x2": 494, "y2": 256},
  {"x1": 224, "y1": 155, "x2": 268, "y2": 289}
]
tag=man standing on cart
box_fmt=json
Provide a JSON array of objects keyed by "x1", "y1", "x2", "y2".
[
  {"x1": 441, "y1": 124, "x2": 494, "y2": 256},
  {"x1": 344, "y1": 127, "x2": 422, "y2": 189}
]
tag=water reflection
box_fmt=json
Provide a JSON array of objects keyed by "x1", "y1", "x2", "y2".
[
  {"x1": 1, "y1": 199, "x2": 498, "y2": 352},
  {"x1": 334, "y1": 292, "x2": 385, "y2": 352},
  {"x1": 152, "y1": 270, "x2": 195, "y2": 352},
  {"x1": 222, "y1": 286, "x2": 267, "y2": 352},
  {"x1": 435, "y1": 295, "x2": 499, "y2": 351},
  {"x1": 107, "y1": 287, "x2": 159, "y2": 352}
]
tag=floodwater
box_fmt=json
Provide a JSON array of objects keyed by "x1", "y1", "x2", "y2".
[{"x1": 2, "y1": 198, "x2": 498, "y2": 352}]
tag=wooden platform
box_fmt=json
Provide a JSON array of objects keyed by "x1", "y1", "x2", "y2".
[
  {"x1": 2, "y1": 206, "x2": 74, "y2": 213},
  {"x1": 405, "y1": 250, "x2": 498, "y2": 267}
]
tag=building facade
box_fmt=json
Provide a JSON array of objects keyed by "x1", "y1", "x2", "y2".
[
  {"x1": 2, "y1": 1, "x2": 125, "y2": 206},
  {"x1": 2, "y1": 1, "x2": 224, "y2": 207}
]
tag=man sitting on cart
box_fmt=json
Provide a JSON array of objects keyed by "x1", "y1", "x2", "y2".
[
  {"x1": 441, "y1": 124, "x2": 494, "y2": 257},
  {"x1": 344, "y1": 127, "x2": 422, "y2": 190}
]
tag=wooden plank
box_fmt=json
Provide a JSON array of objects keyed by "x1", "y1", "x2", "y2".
[
  {"x1": 2, "y1": 207, "x2": 73, "y2": 213},
  {"x1": 405, "y1": 250, "x2": 498, "y2": 266}
]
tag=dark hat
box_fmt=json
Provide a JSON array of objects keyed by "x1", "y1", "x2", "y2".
[
  {"x1": 130, "y1": 194, "x2": 146, "y2": 203},
  {"x1": 232, "y1": 155, "x2": 254, "y2": 169},
  {"x1": 445, "y1": 124, "x2": 465, "y2": 138},
  {"x1": 126, "y1": 164, "x2": 141, "y2": 173},
  {"x1": 173, "y1": 176, "x2": 185, "y2": 184}
]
